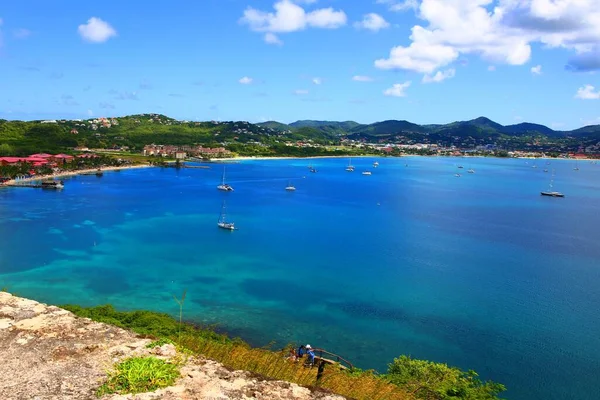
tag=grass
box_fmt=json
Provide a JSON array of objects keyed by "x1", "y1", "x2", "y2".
[
  {"x1": 96, "y1": 356, "x2": 180, "y2": 397},
  {"x1": 63, "y1": 304, "x2": 413, "y2": 400}
]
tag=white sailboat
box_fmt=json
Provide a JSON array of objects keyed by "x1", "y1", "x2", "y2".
[
  {"x1": 217, "y1": 201, "x2": 235, "y2": 230},
  {"x1": 541, "y1": 170, "x2": 564, "y2": 197},
  {"x1": 373, "y1": 161, "x2": 379, "y2": 167},
  {"x1": 345, "y1": 158, "x2": 355, "y2": 172},
  {"x1": 217, "y1": 167, "x2": 234, "y2": 191},
  {"x1": 573, "y1": 160, "x2": 580, "y2": 171},
  {"x1": 285, "y1": 181, "x2": 296, "y2": 191}
]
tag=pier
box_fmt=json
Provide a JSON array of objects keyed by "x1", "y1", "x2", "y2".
[{"x1": 6, "y1": 180, "x2": 64, "y2": 189}]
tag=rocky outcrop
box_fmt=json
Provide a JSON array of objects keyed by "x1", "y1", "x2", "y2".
[{"x1": 0, "y1": 293, "x2": 344, "y2": 400}]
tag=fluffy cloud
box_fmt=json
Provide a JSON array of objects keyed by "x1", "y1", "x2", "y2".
[
  {"x1": 78, "y1": 17, "x2": 117, "y2": 43},
  {"x1": 422, "y1": 68, "x2": 455, "y2": 83},
  {"x1": 355, "y1": 13, "x2": 390, "y2": 32},
  {"x1": 352, "y1": 75, "x2": 374, "y2": 82},
  {"x1": 240, "y1": 0, "x2": 346, "y2": 40},
  {"x1": 312, "y1": 77, "x2": 322, "y2": 85},
  {"x1": 375, "y1": 0, "x2": 600, "y2": 75},
  {"x1": 575, "y1": 85, "x2": 600, "y2": 100},
  {"x1": 377, "y1": 0, "x2": 419, "y2": 12},
  {"x1": 264, "y1": 32, "x2": 283, "y2": 45},
  {"x1": 239, "y1": 76, "x2": 254, "y2": 84},
  {"x1": 384, "y1": 81, "x2": 411, "y2": 97},
  {"x1": 566, "y1": 47, "x2": 600, "y2": 72},
  {"x1": 531, "y1": 64, "x2": 542, "y2": 74}
]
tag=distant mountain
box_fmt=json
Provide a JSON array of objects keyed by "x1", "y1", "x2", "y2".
[
  {"x1": 502, "y1": 123, "x2": 556, "y2": 136},
  {"x1": 256, "y1": 121, "x2": 292, "y2": 131},
  {"x1": 256, "y1": 116, "x2": 600, "y2": 142},
  {"x1": 348, "y1": 120, "x2": 425, "y2": 138},
  {"x1": 289, "y1": 120, "x2": 362, "y2": 131}
]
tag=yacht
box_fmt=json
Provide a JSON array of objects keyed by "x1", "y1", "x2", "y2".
[
  {"x1": 362, "y1": 171, "x2": 372, "y2": 175},
  {"x1": 455, "y1": 173, "x2": 461, "y2": 177},
  {"x1": 217, "y1": 201, "x2": 235, "y2": 230},
  {"x1": 217, "y1": 167, "x2": 234, "y2": 191},
  {"x1": 373, "y1": 161, "x2": 379, "y2": 168},
  {"x1": 467, "y1": 169, "x2": 475, "y2": 174},
  {"x1": 345, "y1": 158, "x2": 355, "y2": 172},
  {"x1": 541, "y1": 170, "x2": 564, "y2": 198},
  {"x1": 285, "y1": 181, "x2": 296, "y2": 191}
]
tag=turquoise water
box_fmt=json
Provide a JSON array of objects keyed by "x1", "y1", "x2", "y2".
[{"x1": 1, "y1": 157, "x2": 600, "y2": 399}]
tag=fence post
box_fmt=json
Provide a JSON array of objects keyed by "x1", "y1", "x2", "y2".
[{"x1": 316, "y1": 360, "x2": 326, "y2": 386}]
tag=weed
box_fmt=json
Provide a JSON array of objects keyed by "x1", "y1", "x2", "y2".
[
  {"x1": 146, "y1": 338, "x2": 175, "y2": 349},
  {"x1": 96, "y1": 356, "x2": 180, "y2": 396}
]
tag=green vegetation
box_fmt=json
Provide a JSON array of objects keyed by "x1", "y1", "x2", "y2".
[
  {"x1": 63, "y1": 304, "x2": 505, "y2": 400},
  {"x1": 96, "y1": 356, "x2": 180, "y2": 396},
  {"x1": 146, "y1": 338, "x2": 175, "y2": 349},
  {"x1": 386, "y1": 356, "x2": 505, "y2": 400},
  {"x1": 1, "y1": 113, "x2": 597, "y2": 160}
]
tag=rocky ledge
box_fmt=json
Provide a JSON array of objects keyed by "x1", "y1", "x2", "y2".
[{"x1": 0, "y1": 292, "x2": 344, "y2": 400}]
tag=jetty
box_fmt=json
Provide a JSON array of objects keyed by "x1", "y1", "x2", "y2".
[{"x1": 6, "y1": 180, "x2": 64, "y2": 189}]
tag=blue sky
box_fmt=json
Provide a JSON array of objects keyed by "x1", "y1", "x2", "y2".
[{"x1": 1, "y1": 0, "x2": 599, "y2": 129}]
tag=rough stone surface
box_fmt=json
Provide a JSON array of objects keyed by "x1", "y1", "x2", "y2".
[{"x1": 0, "y1": 292, "x2": 345, "y2": 400}]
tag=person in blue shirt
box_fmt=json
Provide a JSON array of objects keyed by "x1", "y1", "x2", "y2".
[
  {"x1": 297, "y1": 344, "x2": 306, "y2": 359},
  {"x1": 306, "y1": 344, "x2": 315, "y2": 366}
]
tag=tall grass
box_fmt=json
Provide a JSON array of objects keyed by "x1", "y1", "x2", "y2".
[{"x1": 63, "y1": 304, "x2": 412, "y2": 400}]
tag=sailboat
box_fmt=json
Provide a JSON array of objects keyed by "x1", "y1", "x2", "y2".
[
  {"x1": 217, "y1": 201, "x2": 235, "y2": 230},
  {"x1": 285, "y1": 181, "x2": 296, "y2": 191},
  {"x1": 217, "y1": 167, "x2": 234, "y2": 191},
  {"x1": 373, "y1": 161, "x2": 379, "y2": 167},
  {"x1": 541, "y1": 170, "x2": 564, "y2": 197},
  {"x1": 573, "y1": 160, "x2": 580, "y2": 171},
  {"x1": 345, "y1": 158, "x2": 355, "y2": 172}
]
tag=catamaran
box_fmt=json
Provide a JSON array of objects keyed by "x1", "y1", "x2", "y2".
[
  {"x1": 217, "y1": 201, "x2": 235, "y2": 230},
  {"x1": 217, "y1": 167, "x2": 234, "y2": 191},
  {"x1": 541, "y1": 170, "x2": 564, "y2": 197},
  {"x1": 345, "y1": 158, "x2": 355, "y2": 172}
]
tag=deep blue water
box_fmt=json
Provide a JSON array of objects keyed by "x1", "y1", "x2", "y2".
[{"x1": 1, "y1": 156, "x2": 599, "y2": 400}]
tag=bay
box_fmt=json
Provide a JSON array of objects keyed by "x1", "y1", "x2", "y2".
[{"x1": 1, "y1": 156, "x2": 599, "y2": 400}]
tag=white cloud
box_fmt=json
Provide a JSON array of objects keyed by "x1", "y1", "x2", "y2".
[
  {"x1": 422, "y1": 68, "x2": 455, "y2": 83},
  {"x1": 355, "y1": 13, "x2": 390, "y2": 32},
  {"x1": 240, "y1": 0, "x2": 347, "y2": 36},
  {"x1": 531, "y1": 64, "x2": 542, "y2": 75},
  {"x1": 264, "y1": 32, "x2": 283, "y2": 45},
  {"x1": 384, "y1": 81, "x2": 411, "y2": 97},
  {"x1": 488, "y1": 65, "x2": 496, "y2": 71},
  {"x1": 377, "y1": 0, "x2": 419, "y2": 12},
  {"x1": 78, "y1": 17, "x2": 117, "y2": 43},
  {"x1": 294, "y1": 89, "x2": 309, "y2": 95},
  {"x1": 239, "y1": 77, "x2": 254, "y2": 85},
  {"x1": 375, "y1": 0, "x2": 600, "y2": 75},
  {"x1": 87, "y1": 109, "x2": 94, "y2": 117},
  {"x1": 13, "y1": 28, "x2": 31, "y2": 39},
  {"x1": 312, "y1": 77, "x2": 322, "y2": 85},
  {"x1": 352, "y1": 75, "x2": 374, "y2": 82},
  {"x1": 575, "y1": 85, "x2": 600, "y2": 100}
]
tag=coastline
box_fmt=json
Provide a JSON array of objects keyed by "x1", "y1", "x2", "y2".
[{"x1": 2, "y1": 164, "x2": 153, "y2": 185}]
